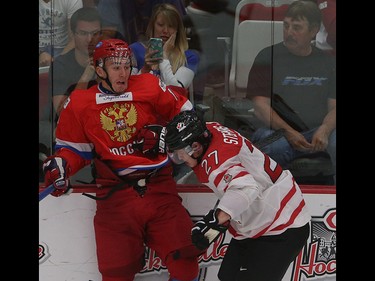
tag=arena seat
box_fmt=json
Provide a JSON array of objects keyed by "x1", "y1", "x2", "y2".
[{"x1": 228, "y1": 0, "x2": 292, "y2": 99}]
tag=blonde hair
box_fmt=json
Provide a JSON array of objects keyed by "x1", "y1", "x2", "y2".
[{"x1": 146, "y1": 4, "x2": 188, "y2": 73}]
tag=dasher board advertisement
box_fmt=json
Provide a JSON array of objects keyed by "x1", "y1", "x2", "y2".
[{"x1": 39, "y1": 185, "x2": 336, "y2": 281}]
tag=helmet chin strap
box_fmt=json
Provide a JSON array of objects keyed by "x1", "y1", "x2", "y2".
[
  {"x1": 97, "y1": 67, "x2": 121, "y2": 95},
  {"x1": 97, "y1": 63, "x2": 133, "y2": 95},
  {"x1": 105, "y1": 76, "x2": 118, "y2": 94}
]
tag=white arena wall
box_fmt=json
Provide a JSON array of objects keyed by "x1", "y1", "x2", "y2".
[{"x1": 39, "y1": 184, "x2": 336, "y2": 281}]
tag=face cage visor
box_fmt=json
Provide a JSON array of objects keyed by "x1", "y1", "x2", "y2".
[
  {"x1": 97, "y1": 53, "x2": 131, "y2": 68},
  {"x1": 167, "y1": 145, "x2": 194, "y2": 165}
]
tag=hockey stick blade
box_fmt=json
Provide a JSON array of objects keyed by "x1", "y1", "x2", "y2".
[{"x1": 39, "y1": 184, "x2": 55, "y2": 202}]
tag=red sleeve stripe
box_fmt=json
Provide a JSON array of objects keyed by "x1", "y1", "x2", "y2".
[
  {"x1": 233, "y1": 171, "x2": 248, "y2": 180},
  {"x1": 270, "y1": 199, "x2": 306, "y2": 232},
  {"x1": 214, "y1": 165, "x2": 247, "y2": 192},
  {"x1": 224, "y1": 171, "x2": 249, "y2": 191},
  {"x1": 252, "y1": 179, "x2": 298, "y2": 238}
]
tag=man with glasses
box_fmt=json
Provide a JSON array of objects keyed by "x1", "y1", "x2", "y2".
[{"x1": 48, "y1": 6, "x2": 102, "y2": 117}]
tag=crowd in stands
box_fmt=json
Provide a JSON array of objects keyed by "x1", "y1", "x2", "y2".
[{"x1": 39, "y1": 0, "x2": 336, "y2": 185}]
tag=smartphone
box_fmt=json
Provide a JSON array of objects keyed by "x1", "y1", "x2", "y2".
[{"x1": 148, "y1": 38, "x2": 163, "y2": 59}]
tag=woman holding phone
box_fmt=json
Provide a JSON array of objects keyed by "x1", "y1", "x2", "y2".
[
  {"x1": 130, "y1": 3, "x2": 200, "y2": 183},
  {"x1": 130, "y1": 3, "x2": 200, "y2": 90}
]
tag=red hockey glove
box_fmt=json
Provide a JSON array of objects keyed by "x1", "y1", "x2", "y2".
[
  {"x1": 133, "y1": 125, "x2": 166, "y2": 156},
  {"x1": 43, "y1": 157, "x2": 71, "y2": 197},
  {"x1": 191, "y1": 209, "x2": 230, "y2": 250}
]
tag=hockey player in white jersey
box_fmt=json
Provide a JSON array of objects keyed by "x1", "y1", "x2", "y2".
[{"x1": 164, "y1": 110, "x2": 311, "y2": 281}]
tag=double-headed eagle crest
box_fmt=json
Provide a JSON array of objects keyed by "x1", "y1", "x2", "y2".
[{"x1": 100, "y1": 103, "x2": 137, "y2": 142}]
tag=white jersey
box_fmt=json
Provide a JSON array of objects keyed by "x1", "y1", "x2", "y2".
[
  {"x1": 193, "y1": 122, "x2": 311, "y2": 240},
  {"x1": 39, "y1": 0, "x2": 83, "y2": 50}
]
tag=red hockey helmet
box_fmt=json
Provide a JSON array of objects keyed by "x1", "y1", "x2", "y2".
[{"x1": 93, "y1": 39, "x2": 132, "y2": 67}]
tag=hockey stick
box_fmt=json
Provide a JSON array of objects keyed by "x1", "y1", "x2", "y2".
[
  {"x1": 39, "y1": 183, "x2": 103, "y2": 202},
  {"x1": 213, "y1": 198, "x2": 220, "y2": 210},
  {"x1": 199, "y1": 199, "x2": 224, "y2": 245},
  {"x1": 39, "y1": 184, "x2": 55, "y2": 202}
]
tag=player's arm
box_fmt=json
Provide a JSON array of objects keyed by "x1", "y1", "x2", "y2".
[
  {"x1": 153, "y1": 82, "x2": 194, "y2": 120},
  {"x1": 133, "y1": 82, "x2": 193, "y2": 156},
  {"x1": 42, "y1": 148, "x2": 88, "y2": 197},
  {"x1": 54, "y1": 94, "x2": 93, "y2": 174},
  {"x1": 190, "y1": 180, "x2": 260, "y2": 250},
  {"x1": 217, "y1": 166, "x2": 261, "y2": 219},
  {"x1": 44, "y1": 100, "x2": 91, "y2": 197},
  {"x1": 215, "y1": 209, "x2": 231, "y2": 224}
]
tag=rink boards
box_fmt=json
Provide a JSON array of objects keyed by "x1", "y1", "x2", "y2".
[{"x1": 39, "y1": 184, "x2": 336, "y2": 281}]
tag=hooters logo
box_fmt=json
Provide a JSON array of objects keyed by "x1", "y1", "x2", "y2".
[
  {"x1": 291, "y1": 208, "x2": 336, "y2": 281},
  {"x1": 138, "y1": 208, "x2": 337, "y2": 281}
]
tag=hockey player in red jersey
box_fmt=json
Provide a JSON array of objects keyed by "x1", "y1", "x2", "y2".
[
  {"x1": 165, "y1": 110, "x2": 311, "y2": 281},
  {"x1": 43, "y1": 39, "x2": 202, "y2": 281}
]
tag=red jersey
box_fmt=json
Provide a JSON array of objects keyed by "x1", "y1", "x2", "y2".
[
  {"x1": 55, "y1": 73, "x2": 193, "y2": 176},
  {"x1": 193, "y1": 122, "x2": 311, "y2": 239}
]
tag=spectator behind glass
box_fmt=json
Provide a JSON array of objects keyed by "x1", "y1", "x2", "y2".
[
  {"x1": 39, "y1": 0, "x2": 83, "y2": 66},
  {"x1": 49, "y1": 6, "x2": 102, "y2": 117},
  {"x1": 314, "y1": 0, "x2": 336, "y2": 55},
  {"x1": 246, "y1": 0, "x2": 336, "y2": 181},
  {"x1": 97, "y1": 0, "x2": 186, "y2": 44},
  {"x1": 130, "y1": 3, "x2": 199, "y2": 90},
  {"x1": 130, "y1": 3, "x2": 200, "y2": 182}
]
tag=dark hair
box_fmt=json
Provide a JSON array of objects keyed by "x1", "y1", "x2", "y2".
[
  {"x1": 285, "y1": 0, "x2": 321, "y2": 30},
  {"x1": 70, "y1": 7, "x2": 102, "y2": 32}
]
